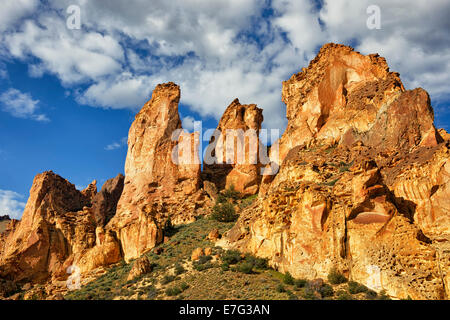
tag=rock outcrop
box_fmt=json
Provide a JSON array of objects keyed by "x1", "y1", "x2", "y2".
[
  {"x1": 127, "y1": 255, "x2": 153, "y2": 281},
  {"x1": 267, "y1": 43, "x2": 441, "y2": 169},
  {"x1": 91, "y1": 174, "x2": 124, "y2": 226},
  {"x1": 221, "y1": 43, "x2": 449, "y2": 300},
  {"x1": 0, "y1": 215, "x2": 10, "y2": 234},
  {"x1": 0, "y1": 171, "x2": 122, "y2": 283},
  {"x1": 203, "y1": 98, "x2": 264, "y2": 195},
  {"x1": 109, "y1": 82, "x2": 205, "y2": 262},
  {"x1": 1, "y1": 43, "x2": 448, "y2": 301}
]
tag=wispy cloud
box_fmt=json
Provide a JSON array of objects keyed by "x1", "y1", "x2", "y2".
[
  {"x1": 0, "y1": 189, "x2": 26, "y2": 219},
  {"x1": 0, "y1": 88, "x2": 49, "y2": 121},
  {"x1": 104, "y1": 137, "x2": 127, "y2": 151}
]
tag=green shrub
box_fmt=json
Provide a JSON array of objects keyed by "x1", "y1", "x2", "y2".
[
  {"x1": 294, "y1": 279, "x2": 308, "y2": 288},
  {"x1": 222, "y1": 250, "x2": 242, "y2": 265},
  {"x1": 348, "y1": 281, "x2": 369, "y2": 294},
  {"x1": 238, "y1": 262, "x2": 253, "y2": 274},
  {"x1": 301, "y1": 287, "x2": 318, "y2": 300},
  {"x1": 174, "y1": 263, "x2": 186, "y2": 275},
  {"x1": 165, "y1": 286, "x2": 182, "y2": 296},
  {"x1": 223, "y1": 185, "x2": 241, "y2": 200},
  {"x1": 319, "y1": 283, "x2": 334, "y2": 298},
  {"x1": 197, "y1": 255, "x2": 212, "y2": 265},
  {"x1": 161, "y1": 275, "x2": 176, "y2": 285},
  {"x1": 327, "y1": 268, "x2": 347, "y2": 284},
  {"x1": 276, "y1": 284, "x2": 286, "y2": 293},
  {"x1": 146, "y1": 286, "x2": 158, "y2": 299},
  {"x1": 283, "y1": 272, "x2": 295, "y2": 285},
  {"x1": 336, "y1": 290, "x2": 353, "y2": 300},
  {"x1": 180, "y1": 282, "x2": 189, "y2": 291},
  {"x1": 221, "y1": 262, "x2": 230, "y2": 271},
  {"x1": 211, "y1": 202, "x2": 238, "y2": 222},
  {"x1": 286, "y1": 290, "x2": 298, "y2": 300},
  {"x1": 216, "y1": 194, "x2": 227, "y2": 203},
  {"x1": 239, "y1": 195, "x2": 257, "y2": 209},
  {"x1": 193, "y1": 262, "x2": 213, "y2": 271},
  {"x1": 243, "y1": 254, "x2": 269, "y2": 270}
]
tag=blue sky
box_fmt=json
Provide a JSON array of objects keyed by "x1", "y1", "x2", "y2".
[{"x1": 0, "y1": 0, "x2": 449, "y2": 219}]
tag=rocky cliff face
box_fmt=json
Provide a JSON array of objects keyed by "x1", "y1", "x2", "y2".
[
  {"x1": 221, "y1": 43, "x2": 449, "y2": 300},
  {"x1": 108, "y1": 82, "x2": 208, "y2": 262},
  {"x1": 203, "y1": 98, "x2": 264, "y2": 195},
  {"x1": 268, "y1": 43, "x2": 441, "y2": 169},
  {"x1": 0, "y1": 43, "x2": 448, "y2": 300},
  {"x1": 0, "y1": 215, "x2": 10, "y2": 234},
  {"x1": 0, "y1": 172, "x2": 122, "y2": 283}
]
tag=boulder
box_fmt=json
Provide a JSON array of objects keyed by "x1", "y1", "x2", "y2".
[
  {"x1": 191, "y1": 248, "x2": 204, "y2": 261},
  {"x1": 127, "y1": 256, "x2": 153, "y2": 281}
]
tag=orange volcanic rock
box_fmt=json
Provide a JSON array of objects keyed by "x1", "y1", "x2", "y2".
[
  {"x1": 0, "y1": 215, "x2": 10, "y2": 235},
  {"x1": 0, "y1": 171, "x2": 123, "y2": 283},
  {"x1": 109, "y1": 82, "x2": 204, "y2": 262},
  {"x1": 127, "y1": 255, "x2": 153, "y2": 281},
  {"x1": 0, "y1": 171, "x2": 92, "y2": 282},
  {"x1": 222, "y1": 44, "x2": 449, "y2": 300},
  {"x1": 81, "y1": 180, "x2": 97, "y2": 201},
  {"x1": 91, "y1": 174, "x2": 124, "y2": 226},
  {"x1": 268, "y1": 43, "x2": 441, "y2": 169},
  {"x1": 203, "y1": 98, "x2": 264, "y2": 195},
  {"x1": 1, "y1": 43, "x2": 448, "y2": 301},
  {"x1": 438, "y1": 128, "x2": 450, "y2": 141}
]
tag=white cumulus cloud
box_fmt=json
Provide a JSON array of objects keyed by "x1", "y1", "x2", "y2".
[
  {"x1": 0, "y1": 0, "x2": 449, "y2": 131},
  {"x1": 0, "y1": 189, "x2": 26, "y2": 220}
]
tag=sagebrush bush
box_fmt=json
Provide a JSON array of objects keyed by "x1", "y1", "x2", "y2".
[
  {"x1": 276, "y1": 284, "x2": 286, "y2": 293},
  {"x1": 174, "y1": 263, "x2": 186, "y2": 275},
  {"x1": 211, "y1": 202, "x2": 238, "y2": 222},
  {"x1": 243, "y1": 254, "x2": 269, "y2": 270},
  {"x1": 197, "y1": 255, "x2": 212, "y2": 265},
  {"x1": 237, "y1": 262, "x2": 253, "y2": 274},
  {"x1": 294, "y1": 279, "x2": 308, "y2": 288},
  {"x1": 165, "y1": 286, "x2": 182, "y2": 296},
  {"x1": 222, "y1": 250, "x2": 242, "y2": 265},
  {"x1": 221, "y1": 262, "x2": 230, "y2": 271},
  {"x1": 336, "y1": 290, "x2": 353, "y2": 300},
  {"x1": 283, "y1": 272, "x2": 295, "y2": 285},
  {"x1": 301, "y1": 287, "x2": 317, "y2": 300},
  {"x1": 327, "y1": 267, "x2": 347, "y2": 284},
  {"x1": 180, "y1": 282, "x2": 189, "y2": 291},
  {"x1": 319, "y1": 283, "x2": 334, "y2": 298},
  {"x1": 348, "y1": 281, "x2": 369, "y2": 294},
  {"x1": 161, "y1": 275, "x2": 175, "y2": 285},
  {"x1": 222, "y1": 185, "x2": 241, "y2": 200}
]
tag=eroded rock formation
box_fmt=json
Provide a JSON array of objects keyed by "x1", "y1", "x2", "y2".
[
  {"x1": 0, "y1": 172, "x2": 122, "y2": 283},
  {"x1": 267, "y1": 43, "x2": 441, "y2": 168},
  {"x1": 203, "y1": 98, "x2": 264, "y2": 195},
  {"x1": 108, "y1": 82, "x2": 207, "y2": 262},
  {"x1": 221, "y1": 43, "x2": 449, "y2": 300},
  {"x1": 0, "y1": 43, "x2": 448, "y2": 300}
]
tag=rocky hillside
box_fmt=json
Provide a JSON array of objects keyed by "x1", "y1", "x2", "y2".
[
  {"x1": 220, "y1": 44, "x2": 449, "y2": 300},
  {"x1": 0, "y1": 43, "x2": 448, "y2": 300}
]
